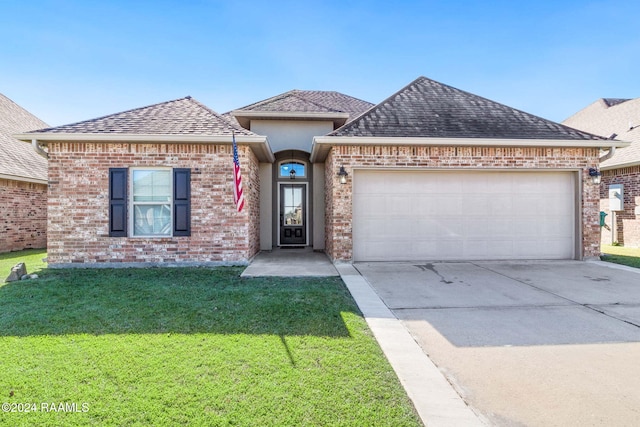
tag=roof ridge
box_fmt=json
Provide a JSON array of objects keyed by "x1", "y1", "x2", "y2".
[
  {"x1": 186, "y1": 97, "x2": 254, "y2": 134},
  {"x1": 329, "y1": 77, "x2": 427, "y2": 136},
  {"x1": 288, "y1": 91, "x2": 345, "y2": 113},
  {"x1": 230, "y1": 90, "x2": 298, "y2": 113}
]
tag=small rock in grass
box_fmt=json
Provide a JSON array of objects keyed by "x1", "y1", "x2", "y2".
[{"x1": 5, "y1": 262, "x2": 27, "y2": 283}]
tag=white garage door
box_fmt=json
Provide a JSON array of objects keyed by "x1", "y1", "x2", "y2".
[{"x1": 353, "y1": 170, "x2": 576, "y2": 261}]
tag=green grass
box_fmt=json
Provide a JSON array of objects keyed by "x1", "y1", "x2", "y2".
[
  {"x1": 600, "y1": 245, "x2": 640, "y2": 269},
  {"x1": 0, "y1": 261, "x2": 421, "y2": 426}
]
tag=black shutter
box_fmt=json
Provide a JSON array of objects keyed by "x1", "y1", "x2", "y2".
[
  {"x1": 173, "y1": 168, "x2": 191, "y2": 236},
  {"x1": 109, "y1": 168, "x2": 128, "y2": 237}
]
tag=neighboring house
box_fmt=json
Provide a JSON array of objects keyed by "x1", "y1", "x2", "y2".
[
  {"x1": 0, "y1": 94, "x2": 48, "y2": 253},
  {"x1": 563, "y1": 98, "x2": 640, "y2": 247},
  {"x1": 16, "y1": 77, "x2": 623, "y2": 267}
]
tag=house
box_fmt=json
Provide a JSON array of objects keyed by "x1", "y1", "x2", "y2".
[
  {"x1": 0, "y1": 93, "x2": 48, "y2": 253},
  {"x1": 16, "y1": 77, "x2": 624, "y2": 267},
  {"x1": 563, "y1": 98, "x2": 640, "y2": 247}
]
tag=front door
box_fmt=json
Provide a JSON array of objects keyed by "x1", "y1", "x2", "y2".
[{"x1": 280, "y1": 184, "x2": 306, "y2": 245}]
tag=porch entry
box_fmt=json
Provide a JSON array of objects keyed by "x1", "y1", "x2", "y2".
[{"x1": 279, "y1": 183, "x2": 307, "y2": 245}]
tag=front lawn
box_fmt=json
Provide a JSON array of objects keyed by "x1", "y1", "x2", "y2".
[
  {"x1": 601, "y1": 245, "x2": 640, "y2": 269},
  {"x1": 0, "y1": 263, "x2": 421, "y2": 426}
]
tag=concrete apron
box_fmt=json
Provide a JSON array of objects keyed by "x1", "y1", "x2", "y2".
[
  {"x1": 337, "y1": 264, "x2": 485, "y2": 427},
  {"x1": 356, "y1": 260, "x2": 640, "y2": 427}
]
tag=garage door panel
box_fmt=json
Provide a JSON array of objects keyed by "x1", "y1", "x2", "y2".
[
  {"x1": 466, "y1": 196, "x2": 491, "y2": 215},
  {"x1": 353, "y1": 170, "x2": 576, "y2": 261}
]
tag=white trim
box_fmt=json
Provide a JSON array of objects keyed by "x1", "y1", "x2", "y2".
[
  {"x1": 231, "y1": 110, "x2": 349, "y2": 120},
  {"x1": 129, "y1": 167, "x2": 173, "y2": 238},
  {"x1": 15, "y1": 133, "x2": 266, "y2": 143},
  {"x1": 277, "y1": 182, "x2": 309, "y2": 247},
  {"x1": 15, "y1": 134, "x2": 275, "y2": 163},
  {"x1": 310, "y1": 136, "x2": 630, "y2": 162},
  {"x1": 0, "y1": 173, "x2": 47, "y2": 185}
]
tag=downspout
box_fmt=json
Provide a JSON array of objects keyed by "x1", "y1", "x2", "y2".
[
  {"x1": 32, "y1": 139, "x2": 48, "y2": 159},
  {"x1": 599, "y1": 146, "x2": 615, "y2": 162},
  {"x1": 599, "y1": 133, "x2": 617, "y2": 162}
]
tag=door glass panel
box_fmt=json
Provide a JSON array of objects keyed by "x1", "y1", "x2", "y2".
[{"x1": 283, "y1": 186, "x2": 303, "y2": 225}]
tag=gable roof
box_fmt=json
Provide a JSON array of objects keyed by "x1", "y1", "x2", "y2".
[
  {"x1": 329, "y1": 76, "x2": 604, "y2": 140},
  {"x1": 563, "y1": 97, "x2": 640, "y2": 169},
  {"x1": 0, "y1": 93, "x2": 48, "y2": 183},
  {"x1": 30, "y1": 96, "x2": 255, "y2": 136},
  {"x1": 229, "y1": 90, "x2": 374, "y2": 128},
  {"x1": 17, "y1": 96, "x2": 274, "y2": 162},
  {"x1": 234, "y1": 90, "x2": 373, "y2": 116}
]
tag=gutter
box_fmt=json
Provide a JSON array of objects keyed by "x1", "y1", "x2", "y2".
[
  {"x1": 32, "y1": 139, "x2": 48, "y2": 159},
  {"x1": 310, "y1": 136, "x2": 630, "y2": 163}
]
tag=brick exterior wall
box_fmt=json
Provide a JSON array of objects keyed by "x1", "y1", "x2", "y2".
[
  {"x1": 0, "y1": 178, "x2": 47, "y2": 253},
  {"x1": 325, "y1": 145, "x2": 601, "y2": 261},
  {"x1": 47, "y1": 142, "x2": 260, "y2": 266},
  {"x1": 600, "y1": 165, "x2": 640, "y2": 247}
]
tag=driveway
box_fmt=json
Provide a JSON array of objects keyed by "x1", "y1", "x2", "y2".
[{"x1": 356, "y1": 260, "x2": 640, "y2": 426}]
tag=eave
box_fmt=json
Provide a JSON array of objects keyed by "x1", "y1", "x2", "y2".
[
  {"x1": 0, "y1": 173, "x2": 47, "y2": 185},
  {"x1": 231, "y1": 110, "x2": 350, "y2": 129},
  {"x1": 15, "y1": 133, "x2": 275, "y2": 163},
  {"x1": 601, "y1": 160, "x2": 640, "y2": 171},
  {"x1": 310, "y1": 136, "x2": 630, "y2": 163}
]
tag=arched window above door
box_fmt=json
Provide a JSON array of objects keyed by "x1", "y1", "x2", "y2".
[{"x1": 279, "y1": 161, "x2": 306, "y2": 179}]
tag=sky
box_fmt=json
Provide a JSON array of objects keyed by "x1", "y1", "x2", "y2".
[{"x1": 1, "y1": 0, "x2": 639, "y2": 127}]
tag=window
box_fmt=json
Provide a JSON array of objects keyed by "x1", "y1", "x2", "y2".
[
  {"x1": 279, "y1": 161, "x2": 305, "y2": 178},
  {"x1": 109, "y1": 167, "x2": 191, "y2": 238},
  {"x1": 132, "y1": 169, "x2": 172, "y2": 236}
]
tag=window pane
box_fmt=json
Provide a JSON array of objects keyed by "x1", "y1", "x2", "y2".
[
  {"x1": 133, "y1": 204, "x2": 172, "y2": 236},
  {"x1": 280, "y1": 162, "x2": 305, "y2": 177},
  {"x1": 133, "y1": 170, "x2": 171, "y2": 202}
]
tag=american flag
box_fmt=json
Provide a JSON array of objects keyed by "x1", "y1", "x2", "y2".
[{"x1": 232, "y1": 132, "x2": 245, "y2": 212}]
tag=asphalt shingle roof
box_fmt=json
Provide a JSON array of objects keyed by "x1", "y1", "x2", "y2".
[
  {"x1": 231, "y1": 90, "x2": 374, "y2": 120},
  {"x1": 563, "y1": 97, "x2": 640, "y2": 168},
  {"x1": 31, "y1": 96, "x2": 256, "y2": 137},
  {"x1": 0, "y1": 94, "x2": 48, "y2": 181},
  {"x1": 330, "y1": 76, "x2": 604, "y2": 140}
]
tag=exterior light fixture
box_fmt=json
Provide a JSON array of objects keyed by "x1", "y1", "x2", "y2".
[
  {"x1": 290, "y1": 169, "x2": 296, "y2": 179},
  {"x1": 338, "y1": 166, "x2": 348, "y2": 184},
  {"x1": 589, "y1": 168, "x2": 602, "y2": 185}
]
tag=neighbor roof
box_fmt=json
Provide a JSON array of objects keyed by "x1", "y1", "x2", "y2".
[
  {"x1": 330, "y1": 76, "x2": 604, "y2": 140},
  {"x1": 0, "y1": 93, "x2": 48, "y2": 183},
  {"x1": 28, "y1": 96, "x2": 255, "y2": 137},
  {"x1": 563, "y1": 97, "x2": 640, "y2": 169}
]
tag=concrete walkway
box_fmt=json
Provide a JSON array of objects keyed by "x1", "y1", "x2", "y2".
[
  {"x1": 241, "y1": 250, "x2": 484, "y2": 426},
  {"x1": 241, "y1": 247, "x2": 339, "y2": 277}
]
